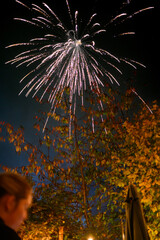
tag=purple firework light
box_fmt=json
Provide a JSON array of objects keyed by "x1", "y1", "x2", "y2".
[{"x1": 6, "y1": 0, "x2": 153, "y2": 134}]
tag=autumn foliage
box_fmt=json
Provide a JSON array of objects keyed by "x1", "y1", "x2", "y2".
[{"x1": 0, "y1": 89, "x2": 160, "y2": 239}]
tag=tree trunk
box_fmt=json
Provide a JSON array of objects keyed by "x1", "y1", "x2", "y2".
[
  {"x1": 59, "y1": 226, "x2": 64, "y2": 240},
  {"x1": 74, "y1": 119, "x2": 90, "y2": 227}
]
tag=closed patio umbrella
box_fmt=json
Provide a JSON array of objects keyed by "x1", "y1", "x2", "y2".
[{"x1": 125, "y1": 184, "x2": 150, "y2": 240}]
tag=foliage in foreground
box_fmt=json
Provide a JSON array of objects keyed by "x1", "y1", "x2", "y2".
[{"x1": 0, "y1": 91, "x2": 160, "y2": 239}]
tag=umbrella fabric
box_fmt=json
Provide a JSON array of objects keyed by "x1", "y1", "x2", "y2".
[{"x1": 125, "y1": 184, "x2": 150, "y2": 240}]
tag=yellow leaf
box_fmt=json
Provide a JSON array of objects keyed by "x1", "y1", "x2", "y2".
[
  {"x1": 151, "y1": 206, "x2": 157, "y2": 213},
  {"x1": 24, "y1": 145, "x2": 28, "y2": 151},
  {"x1": 155, "y1": 180, "x2": 160, "y2": 186},
  {"x1": 16, "y1": 146, "x2": 21, "y2": 152}
]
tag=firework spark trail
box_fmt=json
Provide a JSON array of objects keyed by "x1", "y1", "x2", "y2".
[{"x1": 6, "y1": 0, "x2": 154, "y2": 133}]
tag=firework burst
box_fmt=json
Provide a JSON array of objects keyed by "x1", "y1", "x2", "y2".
[{"x1": 6, "y1": 0, "x2": 153, "y2": 134}]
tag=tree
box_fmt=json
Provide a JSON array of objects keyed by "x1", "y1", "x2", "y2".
[{"x1": 0, "y1": 88, "x2": 160, "y2": 239}]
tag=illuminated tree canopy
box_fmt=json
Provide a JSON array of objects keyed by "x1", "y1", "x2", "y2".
[{"x1": 0, "y1": 90, "x2": 160, "y2": 239}]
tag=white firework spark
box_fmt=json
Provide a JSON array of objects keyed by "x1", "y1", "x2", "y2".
[{"x1": 6, "y1": 0, "x2": 154, "y2": 133}]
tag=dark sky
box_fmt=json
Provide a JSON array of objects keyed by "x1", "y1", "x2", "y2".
[{"x1": 0, "y1": 0, "x2": 159, "y2": 169}]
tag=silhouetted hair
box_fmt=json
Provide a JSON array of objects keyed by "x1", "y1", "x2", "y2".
[{"x1": 0, "y1": 172, "x2": 32, "y2": 200}]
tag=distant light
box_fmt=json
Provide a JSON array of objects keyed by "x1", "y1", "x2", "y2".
[{"x1": 88, "y1": 238, "x2": 93, "y2": 240}]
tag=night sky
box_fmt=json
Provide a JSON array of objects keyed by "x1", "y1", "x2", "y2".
[{"x1": 0, "y1": 0, "x2": 159, "y2": 169}]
